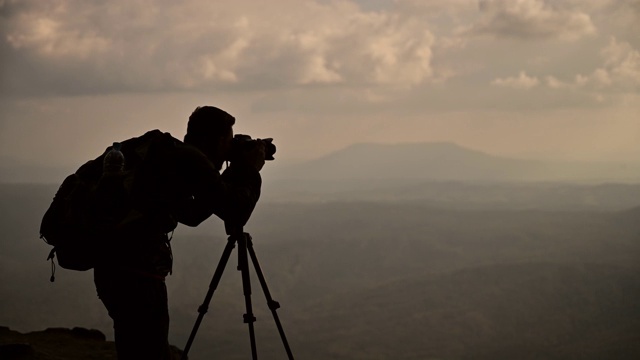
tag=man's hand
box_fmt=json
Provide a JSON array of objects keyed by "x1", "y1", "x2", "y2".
[{"x1": 235, "y1": 140, "x2": 265, "y2": 172}]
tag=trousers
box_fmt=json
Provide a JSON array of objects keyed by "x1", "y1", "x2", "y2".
[{"x1": 94, "y1": 266, "x2": 171, "y2": 360}]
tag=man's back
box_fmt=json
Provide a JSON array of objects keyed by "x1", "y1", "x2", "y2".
[{"x1": 87, "y1": 130, "x2": 261, "y2": 275}]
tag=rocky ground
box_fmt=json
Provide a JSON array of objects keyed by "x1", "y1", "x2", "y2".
[{"x1": 0, "y1": 326, "x2": 185, "y2": 360}]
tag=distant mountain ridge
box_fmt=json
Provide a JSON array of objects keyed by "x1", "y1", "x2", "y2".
[
  {"x1": 272, "y1": 141, "x2": 640, "y2": 183},
  {"x1": 0, "y1": 155, "x2": 73, "y2": 184},
  {"x1": 4, "y1": 141, "x2": 640, "y2": 184}
]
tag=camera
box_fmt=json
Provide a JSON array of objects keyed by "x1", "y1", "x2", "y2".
[{"x1": 229, "y1": 134, "x2": 276, "y2": 162}]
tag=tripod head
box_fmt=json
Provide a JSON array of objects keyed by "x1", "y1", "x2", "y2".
[{"x1": 224, "y1": 221, "x2": 244, "y2": 237}]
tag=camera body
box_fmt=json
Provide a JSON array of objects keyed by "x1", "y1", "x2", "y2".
[{"x1": 229, "y1": 134, "x2": 276, "y2": 162}]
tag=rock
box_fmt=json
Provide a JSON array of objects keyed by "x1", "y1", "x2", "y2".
[
  {"x1": 0, "y1": 343, "x2": 35, "y2": 359},
  {"x1": 71, "y1": 327, "x2": 107, "y2": 341},
  {"x1": 0, "y1": 326, "x2": 185, "y2": 360}
]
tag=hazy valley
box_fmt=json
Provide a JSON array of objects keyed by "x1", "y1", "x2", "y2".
[{"x1": 1, "y1": 143, "x2": 639, "y2": 359}]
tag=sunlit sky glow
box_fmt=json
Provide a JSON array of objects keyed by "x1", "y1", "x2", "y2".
[{"x1": 1, "y1": 0, "x2": 639, "y2": 175}]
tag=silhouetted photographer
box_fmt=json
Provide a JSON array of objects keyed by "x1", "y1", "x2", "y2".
[
  {"x1": 42, "y1": 105, "x2": 277, "y2": 359},
  {"x1": 99, "y1": 106, "x2": 272, "y2": 359}
]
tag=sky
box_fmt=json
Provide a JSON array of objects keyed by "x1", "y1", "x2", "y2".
[{"x1": 1, "y1": 0, "x2": 639, "y2": 179}]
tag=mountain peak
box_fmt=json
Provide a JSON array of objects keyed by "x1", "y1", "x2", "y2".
[
  {"x1": 276, "y1": 141, "x2": 512, "y2": 181},
  {"x1": 337, "y1": 141, "x2": 482, "y2": 156}
]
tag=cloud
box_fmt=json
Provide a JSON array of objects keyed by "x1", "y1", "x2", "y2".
[
  {"x1": 462, "y1": 0, "x2": 597, "y2": 41},
  {"x1": 600, "y1": 37, "x2": 640, "y2": 87},
  {"x1": 545, "y1": 76, "x2": 568, "y2": 89},
  {"x1": 394, "y1": 0, "x2": 476, "y2": 13},
  {"x1": 0, "y1": 0, "x2": 438, "y2": 96},
  {"x1": 491, "y1": 71, "x2": 539, "y2": 89},
  {"x1": 605, "y1": 0, "x2": 640, "y2": 33},
  {"x1": 543, "y1": 37, "x2": 640, "y2": 93}
]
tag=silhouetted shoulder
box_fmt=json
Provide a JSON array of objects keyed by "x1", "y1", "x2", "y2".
[
  {"x1": 172, "y1": 140, "x2": 220, "y2": 189},
  {"x1": 174, "y1": 140, "x2": 213, "y2": 166}
]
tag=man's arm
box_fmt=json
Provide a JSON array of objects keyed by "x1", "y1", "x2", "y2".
[{"x1": 173, "y1": 144, "x2": 262, "y2": 227}]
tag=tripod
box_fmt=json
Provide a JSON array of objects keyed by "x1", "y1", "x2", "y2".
[{"x1": 181, "y1": 226, "x2": 295, "y2": 360}]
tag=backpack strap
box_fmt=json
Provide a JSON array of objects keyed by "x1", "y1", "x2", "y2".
[{"x1": 47, "y1": 248, "x2": 56, "y2": 282}]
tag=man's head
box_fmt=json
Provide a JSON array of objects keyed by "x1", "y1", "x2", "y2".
[{"x1": 184, "y1": 106, "x2": 235, "y2": 170}]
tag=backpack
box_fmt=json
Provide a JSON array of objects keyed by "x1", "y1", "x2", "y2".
[{"x1": 40, "y1": 130, "x2": 178, "y2": 280}]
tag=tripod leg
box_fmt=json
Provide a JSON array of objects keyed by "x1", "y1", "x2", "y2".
[
  {"x1": 182, "y1": 236, "x2": 236, "y2": 360},
  {"x1": 246, "y1": 235, "x2": 295, "y2": 360},
  {"x1": 237, "y1": 233, "x2": 258, "y2": 360}
]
